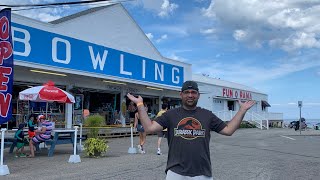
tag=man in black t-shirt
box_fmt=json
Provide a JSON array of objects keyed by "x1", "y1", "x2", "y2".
[{"x1": 127, "y1": 80, "x2": 255, "y2": 179}]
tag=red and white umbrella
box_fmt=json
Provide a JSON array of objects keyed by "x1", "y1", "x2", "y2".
[{"x1": 19, "y1": 81, "x2": 75, "y2": 103}]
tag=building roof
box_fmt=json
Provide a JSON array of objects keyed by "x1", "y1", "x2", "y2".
[
  {"x1": 50, "y1": 4, "x2": 117, "y2": 24},
  {"x1": 192, "y1": 74, "x2": 265, "y2": 95}
]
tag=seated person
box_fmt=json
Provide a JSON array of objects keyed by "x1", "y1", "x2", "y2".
[{"x1": 28, "y1": 115, "x2": 53, "y2": 158}]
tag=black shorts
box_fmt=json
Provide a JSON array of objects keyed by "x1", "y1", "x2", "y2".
[
  {"x1": 157, "y1": 131, "x2": 167, "y2": 138},
  {"x1": 129, "y1": 112, "x2": 135, "y2": 118}
]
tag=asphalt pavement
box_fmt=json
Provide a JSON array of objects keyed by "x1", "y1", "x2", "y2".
[{"x1": 2, "y1": 128, "x2": 320, "y2": 180}]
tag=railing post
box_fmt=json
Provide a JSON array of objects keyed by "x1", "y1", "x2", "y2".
[
  {"x1": 128, "y1": 126, "x2": 137, "y2": 154},
  {"x1": 68, "y1": 126, "x2": 81, "y2": 163},
  {"x1": 0, "y1": 128, "x2": 10, "y2": 175}
]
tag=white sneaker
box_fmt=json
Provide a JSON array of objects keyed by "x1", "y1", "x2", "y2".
[
  {"x1": 137, "y1": 145, "x2": 142, "y2": 153},
  {"x1": 157, "y1": 149, "x2": 161, "y2": 155},
  {"x1": 141, "y1": 150, "x2": 146, "y2": 154}
]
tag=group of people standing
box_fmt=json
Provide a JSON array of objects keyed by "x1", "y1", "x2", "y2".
[
  {"x1": 128, "y1": 100, "x2": 168, "y2": 155},
  {"x1": 14, "y1": 114, "x2": 53, "y2": 158}
]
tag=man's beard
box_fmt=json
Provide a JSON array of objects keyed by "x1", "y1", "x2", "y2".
[{"x1": 183, "y1": 99, "x2": 198, "y2": 110}]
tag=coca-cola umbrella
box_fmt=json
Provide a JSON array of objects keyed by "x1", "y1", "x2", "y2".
[
  {"x1": 19, "y1": 81, "x2": 75, "y2": 115},
  {"x1": 19, "y1": 81, "x2": 75, "y2": 103}
]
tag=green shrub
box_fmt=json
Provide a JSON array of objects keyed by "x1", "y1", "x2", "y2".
[
  {"x1": 84, "y1": 115, "x2": 108, "y2": 157},
  {"x1": 239, "y1": 122, "x2": 256, "y2": 128},
  {"x1": 84, "y1": 138, "x2": 109, "y2": 157},
  {"x1": 84, "y1": 115, "x2": 105, "y2": 138}
]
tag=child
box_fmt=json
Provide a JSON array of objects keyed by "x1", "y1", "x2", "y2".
[
  {"x1": 27, "y1": 114, "x2": 36, "y2": 139},
  {"x1": 14, "y1": 123, "x2": 26, "y2": 158}
]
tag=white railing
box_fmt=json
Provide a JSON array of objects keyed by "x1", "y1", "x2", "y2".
[{"x1": 213, "y1": 110, "x2": 283, "y2": 130}]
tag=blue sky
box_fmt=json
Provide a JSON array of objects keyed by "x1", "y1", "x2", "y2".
[{"x1": 5, "y1": 0, "x2": 320, "y2": 119}]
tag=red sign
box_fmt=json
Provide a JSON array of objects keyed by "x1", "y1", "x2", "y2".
[{"x1": 222, "y1": 88, "x2": 252, "y2": 100}]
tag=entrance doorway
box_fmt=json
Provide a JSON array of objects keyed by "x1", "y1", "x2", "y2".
[{"x1": 227, "y1": 101, "x2": 235, "y2": 111}]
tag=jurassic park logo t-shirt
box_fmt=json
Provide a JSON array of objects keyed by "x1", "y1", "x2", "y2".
[{"x1": 156, "y1": 107, "x2": 226, "y2": 177}]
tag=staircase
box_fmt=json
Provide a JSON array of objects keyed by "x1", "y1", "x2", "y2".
[{"x1": 214, "y1": 110, "x2": 269, "y2": 130}]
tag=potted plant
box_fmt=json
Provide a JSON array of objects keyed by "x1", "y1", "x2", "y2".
[{"x1": 83, "y1": 115, "x2": 109, "y2": 157}]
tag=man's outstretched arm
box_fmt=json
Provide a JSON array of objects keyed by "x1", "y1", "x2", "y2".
[
  {"x1": 219, "y1": 100, "x2": 256, "y2": 136},
  {"x1": 127, "y1": 93, "x2": 163, "y2": 133}
]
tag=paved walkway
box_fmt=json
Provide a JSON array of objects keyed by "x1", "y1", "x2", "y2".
[{"x1": 2, "y1": 128, "x2": 320, "y2": 180}]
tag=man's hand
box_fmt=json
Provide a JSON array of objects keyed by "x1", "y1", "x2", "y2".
[
  {"x1": 127, "y1": 93, "x2": 143, "y2": 104},
  {"x1": 238, "y1": 100, "x2": 256, "y2": 111}
]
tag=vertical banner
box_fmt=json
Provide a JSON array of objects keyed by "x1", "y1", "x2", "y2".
[{"x1": 0, "y1": 8, "x2": 14, "y2": 124}]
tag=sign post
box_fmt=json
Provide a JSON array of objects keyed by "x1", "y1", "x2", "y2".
[{"x1": 298, "y1": 101, "x2": 302, "y2": 135}]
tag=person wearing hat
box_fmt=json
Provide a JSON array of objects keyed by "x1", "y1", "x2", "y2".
[
  {"x1": 28, "y1": 115, "x2": 53, "y2": 158},
  {"x1": 127, "y1": 80, "x2": 255, "y2": 179}
]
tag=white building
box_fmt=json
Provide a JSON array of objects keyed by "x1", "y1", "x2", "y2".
[
  {"x1": 8, "y1": 3, "x2": 282, "y2": 129},
  {"x1": 193, "y1": 74, "x2": 283, "y2": 129},
  {"x1": 10, "y1": 4, "x2": 191, "y2": 128}
]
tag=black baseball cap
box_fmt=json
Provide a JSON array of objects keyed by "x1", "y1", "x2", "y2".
[{"x1": 181, "y1": 80, "x2": 199, "y2": 92}]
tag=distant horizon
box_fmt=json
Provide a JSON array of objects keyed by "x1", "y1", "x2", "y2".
[{"x1": 283, "y1": 118, "x2": 319, "y2": 123}]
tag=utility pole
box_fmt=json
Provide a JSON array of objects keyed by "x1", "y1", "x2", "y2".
[{"x1": 298, "y1": 101, "x2": 302, "y2": 135}]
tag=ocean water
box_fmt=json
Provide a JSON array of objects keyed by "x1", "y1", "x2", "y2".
[{"x1": 284, "y1": 118, "x2": 320, "y2": 127}]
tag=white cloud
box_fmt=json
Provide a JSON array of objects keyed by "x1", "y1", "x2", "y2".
[
  {"x1": 202, "y1": 0, "x2": 320, "y2": 51},
  {"x1": 158, "y1": 0, "x2": 179, "y2": 18},
  {"x1": 271, "y1": 32, "x2": 320, "y2": 51},
  {"x1": 4, "y1": 0, "x2": 75, "y2": 22},
  {"x1": 233, "y1": 29, "x2": 248, "y2": 41},
  {"x1": 305, "y1": 102, "x2": 320, "y2": 106},
  {"x1": 147, "y1": 24, "x2": 189, "y2": 37},
  {"x1": 201, "y1": 1, "x2": 215, "y2": 18},
  {"x1": 127, "y1": 0, "x2": 163, "y2": 12},
  {"x1": 167, "y1": 53, "x2": 188, "y2": 62},
  {"x1": 200, "y1": 28, "x2": 216, "y2": 35},
  {"x1": 192, "y1": 50, "x2": 320, "y2": 85},
  {"x1": 146, "y1": 33, "x2": 154, "y2": 40},
  {"x1": 127, "y1": 0, "x2": 178, "y2": 18},
  {"x1": 156, "y1": 34, "x2": 168, "y2": 43},
  {"x1": 194, "y1": 0, "x2": 206, "y2": 2},
  {"x1": 6, "y1": 0, "x2": 114, "y2": 22}
]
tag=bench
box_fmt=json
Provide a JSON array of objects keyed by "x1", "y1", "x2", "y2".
[
  {"x1": 48, "y1": 129, "x2": 78, "y2": 157},
  {"x1": 8, "y1": 129, "x2": 80, "y2": 157}
]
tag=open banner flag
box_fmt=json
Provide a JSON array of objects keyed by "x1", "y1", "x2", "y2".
[{"x1": 0, "y1": 8, "x2": 14, "y2": 124}]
